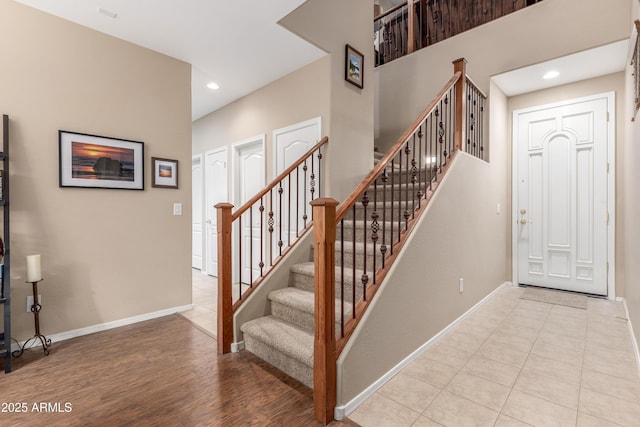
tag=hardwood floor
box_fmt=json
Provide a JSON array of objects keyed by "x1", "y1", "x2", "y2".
[{"x1": 2, "y1": 315, "x2": 358, "y2": 426}]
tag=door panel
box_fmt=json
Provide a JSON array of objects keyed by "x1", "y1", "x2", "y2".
[
  {"x1": 273, "y1": 118, "x2": 321, "y2": 247},
  {"x1": 233, "y1": 137, "x2": 265, "y2": 284},
  {"x1": 205, "y1": 148, "x2": 227, "y2": 277},
  {"x1": 192, "y1": 156, "x2": 203, "y2": 269},
  {"x1": 515, "y1": 97, "x2": 608, "y2": 295}
]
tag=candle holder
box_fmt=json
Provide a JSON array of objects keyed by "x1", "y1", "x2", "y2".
[{"x1": 12, "y1": 279, "x2": 51, "y2": 357}]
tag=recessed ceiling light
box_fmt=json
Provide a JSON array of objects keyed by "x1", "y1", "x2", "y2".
[
  {"x1": 206, "y1": 82, "x2": 220, "y2": 90},
  {"x1": 97, "y1": 7, "x2": 118, "y2": 19},
  {"x1": 543, "y1": 70, "x2": 560, "y2": 80}
]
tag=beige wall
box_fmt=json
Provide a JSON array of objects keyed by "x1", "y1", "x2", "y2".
[
  {"x1": 375, "y1": 0, "x2": 630, "y2": 151},
  {"x1": 508, "y1": 73, "x2": 626, "y2": 297},
  {"x1": 0, "y1": 1, "x2": 192, "y2": 340},
  {"x1": 192, "y1": 55, "x2": 331, "y2": 179},
  {"x1": 624, "y1": 1, "x2": 640, "y2": 345},
  {"x1": 337, "y1": 152, "x2": 510, "y2": 404},
  {"x1": 282, "y1": 0, "x2": 375, "y2": 201}
]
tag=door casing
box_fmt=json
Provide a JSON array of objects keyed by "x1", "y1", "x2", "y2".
[{"x1": 511, "y1": 92, "x2": 615, "y2": 299}]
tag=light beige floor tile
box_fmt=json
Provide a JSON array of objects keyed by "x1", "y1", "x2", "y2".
[
  {"x1": 502, "y1": 389, "x2": 577, "y2": 427},
  {"x1": 530, "y1": 339, "x2": 583, "y2": 366},
  {"x1": 485, "y1": 330, "x2": 536, "y2": 354},
  {"x1": 419, "y1": 342, "x2": 472, "y2": 370},
  {"x1": 436, "y1": 329, "x2": 486, "y2": 354},
  {"x1": 583, "y1": 352, "x2": 638, "y2": 381},
  {"x1": 378, "y1": 373, "x2": 441, "y2": 413},
  {"x1": 513, "y1": 369, "x2": 580, "y2": 409},
  {"x1": 576, "y1": 412, "x2": 622, "y2": 427},
  {"x1": 536, "y1": 330, "x2": 585, "y2": 352},
  {"x1": 550, "y1": 304, "x2": 588, "y2": 321},
  {"x1": 349, "y1": 392, "x2": 421, "y2": 427},
  {"x1": 579, "y1": 387, "x2": 640, "y2": 426},
  {"x1": 497, "y1": 321, "x2": 541, "y2": 341},
  {"x1": 411, "y1": 415, "x2": 445, "y2": 426},
  {"x1": 508, "y1": 306, "x2": 550, "y2": 322},
  {"x1": 521, "y1": 353, "x2": 582, "y2": 385},
  {"x1": 423, "y1": 390, "x2": 499, "y2": 427},
  {"x1": 402, "y1": 357, "x2": 460, "y2": 388},
  {"x1": 461, "y1": 355, "x2": 521, "y2": 387},
  {"x1": 587, "y1": 298, "x2": 626, "y2": 318},
  {"x1": 541, "y1": 320, "x2": 587, "y2": 339},
  {"x1": 454, "y1": 319, "x2": 496, "y2": 339},
  {"x1": 477, "y1": 340, "x2": 529, "y2": 368},
  {"x1": 445, "y1": 371, "x2": 510, "y2": 411},
  {"x1": 494, "y1": 414, "x2": 534, "y2": 427},
  {"x1": 581, "y1": 369, "x2": 640, "y2": 403}
]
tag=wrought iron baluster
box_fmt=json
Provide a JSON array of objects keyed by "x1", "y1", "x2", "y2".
[
  {"x1": 259, "y1": 197, "x2": 264, "y2": 277},
  {"x1": 238, "y1": 216, "x2": 242, "y2": 298},
  {"x1": 268, "y1": 190, "x2": 274, "y2": 266},
  {"x1": 417, "y1": 124, "x2": 424, "y2": 205},
  {"x1": 390, "y1": 157, "x2": 395, "y2": 254},
  {"x1": 295, "y1": 165, "x2": 300, "y2": 236},
  {"x1": 411, "y1": 133, "x2": 417, "y2": 216},
  {"x1": 317, "y1": 148, "x2": 323, "y2": 197},
  {"x1": 381, "y1": 168, "x2": 388, "y2": 268},
  {"x1": 404, "y1": 141, "x2": 410, "y2": 229},
  {"x1": 287, "y1": 174, "x2": 291, "y2": 246},
  {"x1": 352, "y1": 205, "x2": 356, "y2": 318},
  {"x1": 340, "y1": 219, "x2": 345, "y2": 337},
  {"x1": 371, "y1": 181, "x2": 378, "y2": 285},
  {"x1": 249, "y1": 208, "x2": 253, "y2": 286},
  {"x1": 303, "y1": 160, "x2": 308, "y2": 227},
  {"x1": 278, "y1": 181, "x2": 283, "y2": 256},
  {"x1": 361, "y1": 192, "x2": 369, "y2": 300}
]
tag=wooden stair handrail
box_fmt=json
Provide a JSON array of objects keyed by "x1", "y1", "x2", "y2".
[
  {"x1": 232, "y1": 137, "x2": 328, "y2": 221},
  {"x1": 336, "y1": 71, "x2": 461, "y2": 221}
]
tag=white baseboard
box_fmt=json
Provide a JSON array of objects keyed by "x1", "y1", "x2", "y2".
[
  {"x1": 11, "y1": 304, "x2": 194, "y2": 352},
  {"x1": 617, "y1": 297, "x2": 640, "y2": 379},
  {"x1": 334, "y1": 282, "x2": 511, "y2": 420}
]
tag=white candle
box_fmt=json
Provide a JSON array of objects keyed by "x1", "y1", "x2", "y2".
[{"x1": 26, "y1": 254, "x2": 42, "y2": 282}]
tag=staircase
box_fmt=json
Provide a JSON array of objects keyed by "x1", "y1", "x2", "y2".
[{"x1": 240, "y1": 151, "x2": 424, "y2": 387}]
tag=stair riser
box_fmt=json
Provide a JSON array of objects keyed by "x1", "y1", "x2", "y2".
[
  {"x1": 335, "y1": 250, "x2": 384, "y2": 272},
  {"x1": 338, "y1": 224, "x2": 394, "y2": 248},
  {"x1": 271, "y1": 300, "x2": 350, "y2": 336},
  {"x1": 345, "y1": 203, "x2": 421, "y2": 221},
  {"x1": 243, "y1": 334, "x2": 313, "y2": 388},
  {"x1": 366, "y1": 182, "x2": 434, "y2": 201},
  {"x1": 290, "y1": 270, "x2": 364, "y2": 302}
]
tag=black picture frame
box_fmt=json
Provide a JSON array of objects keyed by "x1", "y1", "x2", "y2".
[{"x1": 59, "y1": 130, "x2": 144, "y2": 190}]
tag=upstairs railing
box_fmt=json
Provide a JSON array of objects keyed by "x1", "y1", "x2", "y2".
[
  {"x1": 374, "y1": 0, "x2": 543, "y2": 67},
  {"x1": 216, "y1": 137, "x2": 328, "y2": 354},
  {"x1": 312, "y1": 59, "x2": 485, "y2": 423}
]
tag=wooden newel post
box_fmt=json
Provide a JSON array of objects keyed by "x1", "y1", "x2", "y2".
[
  {"x1": 453, "y1": 57, "x2": 467, "y2": 152},
  {"x1": 215, "y1": 202, "x2": 234, "y2": 355},
  {"x1": 311, "y1": 197, "x2": 339, "y2": 425}
]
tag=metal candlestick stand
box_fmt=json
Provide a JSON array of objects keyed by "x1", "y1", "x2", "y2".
[{"x1": 12, "y1": 280, "x2": 51, "y2": 357}]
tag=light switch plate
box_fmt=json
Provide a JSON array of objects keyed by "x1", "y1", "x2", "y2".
[{"x1": 173, "y1": 203, "x2": 182, "y2": 216}]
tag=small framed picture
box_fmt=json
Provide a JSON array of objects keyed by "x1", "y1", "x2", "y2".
[
  {"x1": 152, "y1": 157, "x2": 178, "y2": 189},
  {"x1": 345, "y1": 44, "x2": 364, "y2": 89},
  {"x1": 59, "y1": 130, "x2": 144, "y2": 190}
]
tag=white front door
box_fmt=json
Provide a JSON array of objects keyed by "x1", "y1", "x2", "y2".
[
  {"x1": 192, "y1": 155, "x2": 203, "y2": 270},
  {"x1": 514, "y1": 94, "x2": 613, "y2": 296},
  {"x1": 233, "y1": 136, "x2": 265, "y2": 284},
  {"x1": 273, "y1": 117, "x2": 322, "y2": 248},
  {"x1": 205, "y1": 148, "x2": 228, "y2": 277}
]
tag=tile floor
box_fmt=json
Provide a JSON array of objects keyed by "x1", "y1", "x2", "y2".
[
  {"x1": 180, "y1": 269, "x2": 217, "y2": 336},
  {"x1": 349, "y1": 285, "x2": 640, "y2": 427}
]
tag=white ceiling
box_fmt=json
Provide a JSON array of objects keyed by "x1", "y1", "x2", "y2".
[
  {"x1": 492, "y1": 40, "x2": 630, "y2": 96},
  {"x1": 12, "y1": 2, "x2": 631, "y2": 122},
  {"x1": 15, "y1": 0, "x2": 326, "y2": 121}
]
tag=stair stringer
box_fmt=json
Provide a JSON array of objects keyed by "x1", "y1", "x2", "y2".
[
  {"x1": 233, "y1": 231, "x2": 314, "y2": 343},
  {"x1": 335, "y1": 152, "x2": 508, "y2": 415}
]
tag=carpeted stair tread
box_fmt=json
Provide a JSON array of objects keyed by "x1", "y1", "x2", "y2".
[
  {"x1": 241, "y1": 315, "x2": 313, "y2": 368},
  {"x1": 270, "y1": 287, "x2": 354, "y2": 320}
]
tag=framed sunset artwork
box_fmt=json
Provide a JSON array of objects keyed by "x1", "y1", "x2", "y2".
[{"x1": 59, "y1": 130, "x2": 144, "y2": 190}]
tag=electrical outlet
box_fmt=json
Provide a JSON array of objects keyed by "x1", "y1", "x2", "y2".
[
  {"x1": 26, "y1": 295, "x2": 41, "y2": 312},
  {"x1": 459, "y1": 278, "x2": 464, "y2": 293}
]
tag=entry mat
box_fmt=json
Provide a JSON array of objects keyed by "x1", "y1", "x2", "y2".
[{"x1": 520, "y1": 286, "x2": 588, "y2": 310}]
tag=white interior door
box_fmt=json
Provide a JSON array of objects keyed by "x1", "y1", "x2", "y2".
[
  {"x1": 233, "y1": 136, "x2": 265, "y2": 284},
  {"x1": 205, "y1": 148, "x2": 228, "y2": 277},
  {"x1": 273, "y1": 117, "x2": 321, "y2": 248},
  {"x1": 514, "y1": 94, "x2": 611, "y2": 295},
  {"x1": 192, "y1": 155, "x2": 203, "y2": 270}
]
